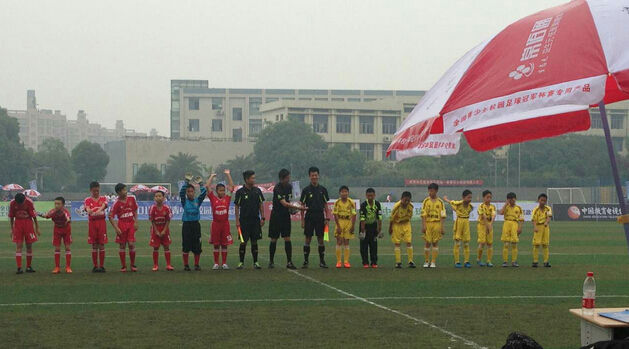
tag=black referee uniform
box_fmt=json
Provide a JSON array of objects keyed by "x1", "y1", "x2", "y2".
[
  {"x1": 300, "y1": 183, "x2": 329, "y2": 267},
  {"x1": 234, "y1": 185, "x2": 265, "y2": 266},
  {"x1": 268, "y1": 182, "x2": 293, "y2": 266}
]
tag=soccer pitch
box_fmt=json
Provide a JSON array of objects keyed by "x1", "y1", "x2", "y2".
[{"x1": 1, "y1": 220, "x2": 628, "y2": 348}]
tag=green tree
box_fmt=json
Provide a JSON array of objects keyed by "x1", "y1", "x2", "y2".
[
  {"x1": 71, "y1": 141, "x2": 110, "y2": 189},
  {"x1": 164, "y1": 152, "x2": 202, "y2": 185},
  {"x1": 0, "y1": 107, "x2": 33, "y2": 186},
  {"x1": 215, "y1": 154, "x2": 259, "y2": 185},
  {"x1": 34, "y1": 138, "x2": 75, "y2": 191},
  {"x1": 133, "y1": 163, "x2": 162, "y2": 183}
]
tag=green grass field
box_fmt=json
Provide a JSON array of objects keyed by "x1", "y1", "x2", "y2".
[{"x1": 1, "y1": 219, "x2": 628, "y2": 348}]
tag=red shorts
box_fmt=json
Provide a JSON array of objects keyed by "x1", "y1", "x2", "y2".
[
  {"x1": 53, "y1": 225, "x2": 72, "y2": 246},
  {"x1": 115, "y1": 221, "x2": 136, "y2": 244},
  {"x1": 210, "y1": 221, "x2": 233, "y2": 246},
  {"x1": 88, "y1": 219, "x2": 108, "y2": 244},
  {"x1": 12, "y1": 219, "x2": 38, "y2": 244},
  {"x1": 149, "y1": 229, "x2": 172, "y2": 248}
]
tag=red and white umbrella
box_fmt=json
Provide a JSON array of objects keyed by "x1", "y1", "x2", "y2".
[
  {"x1": 129, "y1": 184, "x2": 151, "y2": 193},
  {"x1": 3, "y1": 184, "x2": 24, "y2": 191},
  {"x1": 23, "y1": 189, "x2": 41, "y2": 198},
  {"x1": 388, "y1": 0, "x2": 629, "y2": 159},
  {"x1": 150, "y1": 185, "x2": 170, "y2": 195}
]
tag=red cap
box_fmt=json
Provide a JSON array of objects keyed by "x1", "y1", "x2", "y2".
[{"x1": 587, "y1": 272, "x2": 594, "y2": 277}]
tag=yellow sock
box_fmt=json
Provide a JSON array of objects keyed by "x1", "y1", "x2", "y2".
[
  {"x1": 543, "y1": 245, "x2": 549, "y2": 263},
  {"x1": 406, "y1": 246, "x2": 414, "y2": 263},
  {"x1": 477, "y1": 247, "x2": 483, "y2": 261},
  {"x1": 424, "y1": 248, "x2": 430, "y2": 263},
  {"x1": 487, "y1": 247, "x2": 493, "y2": 263},
  {"x1": 502, "y1": 243, "x2": 509, "y2": 262},
  {"x1": 335, "y1": 245, "x2": 341, "y2": 264},
  {"x1": 431, "y1": 247, "x2": 439, "y2": 263},
  {"x1": 453, "y1": 241, "x2": 461, "y2": 263},
  {"x1": 394, "y1": 247, "x2": 401, "y2": 264},
  {"x1": 463, "y1": 242, "x2": 470, "y2": 263},
  {"x1": 512, "y1": 244, "x2": 518, "y2": 262},
  {"x1": 344, "y1": 246, "x2": 350, "y2": 264},
  {"x1": 532, "y1": 245, "x2": 539, "y2": 263}
]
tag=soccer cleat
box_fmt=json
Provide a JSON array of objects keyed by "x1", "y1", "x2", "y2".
[
  {"x1": 268, "y1": 263, "x2": 274, "y2": 269},
  {"x1": 221, "y1": 264, "x2": 229, "y2": 270},
  {"x1": 92, "y1": 266, "x2": 99, "y2": 273},
  {"x1": 131, "y1": 265, "x2": 138, "y2": 272},
  {"x1": 336, "y1": 262, "x2": 342, "y2": 268},
  {"x1": 26, "y1": 267, "x2": 35, "y2": 273},
  {"x1": 152, "y1": 266, "x2": 159, "y2": 272},
  {"x1": 184, "y1": 265, "x2": 191, "y2": 271},
  {"x1": 194, "y1": 265, "x2": 201, "y2": 271},
  {"x1": 512, "y1": 262, "x2": 520, "y2": 268},
  {"x1": 286, "y1": 262, "x2": 296, "y2": 269},
  {"x1": 363, "y1": 264, "x2": 370, "y2": 269},
  {"x1": 344, "y1": 262, "x2": 351, "y2": 269},
  {"x1": 464, "y1": 262, "x2": 472, "y2": 268},
  {"x1": 319, "y1": 262, "x2": 328, "y2": 269},
  {"x1": 212, "y1": 264, "x2": 220, "y2": 270},
  {"x1": 423, "y1": 262, "x2": 430, "y2": 268},
  {"x1": 544, "y1": 262, "x2": 551, "y2": 268},
  {"x1": 253, "y1": 262, "x2": 262, "y2": 270},
  {"x1": 429, "y1": 263, "x2": 436, "y2": 268},
  {"x1": 236, "y1": 262, "x2": 244, "y2": 270},
  {"x1": 487, "y1": 262, "x2": 494, "y2": 267},
  {"x1": 477, "y1": 260, "x2": 486, "y2": 267},
  {"x1": 408, "y1": 261, "x2": 416, "y2": 268},
  {"x1": 532, "y1": 262, "x2": 539, "y2": 268},
  {"x1": 120, "y1": 267, "x2": 127, "y2": 273},
  {"x1": 166, "y1": 265, "x2": 174, "y2": 271},
  {"x1": 52, "y1": 267, "x2": 61, "y2": 274},
  {"x1": 65, "y1": 267, "x2": 73, "y2": 274},
  {"x1": 455, "y1": 263, "x2": 463, "y2": 268},
  {"x1": 501, "y1": 262, "x2": 509, "y2": 267},
  {"x1": 100, "y1": 267, "x2": 106, "y2": 273},
  {"x1": 301, "y1": 261, "x2": 309, "y2": 269},
  {"x1": 395, "y1": 263, "x2": 402, "y2": 269},
  {"x1": 16, "y1": 268, "x2": 23, "y2": 275},
  {"x1": 371, "y1": 264, "x2": 378, "y2": 269}
]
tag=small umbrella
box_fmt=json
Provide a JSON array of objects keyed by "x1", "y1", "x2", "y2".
[
  {"x1": 3, "y1": 184, "x2": 24, "y2": 191},
  {"x1": 23, "y1": 189, "x2": 41, "y2": 198},
  {"x1": 150, "y1": 185, "x2": 170, "y2": 195},
  {"x1": 129, "y1": 184, "x2": 151, "y2": 193}
]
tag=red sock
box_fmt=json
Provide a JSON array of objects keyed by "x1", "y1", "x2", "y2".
[
  {"x1": 99, "y1": 249, "x2": 105, "y2": 268},
  {"x1": 15, "y1": 252, "x2": 22, "y2": 269},
  {"x1": 165, "y1": 251, "x2": 171, "y2": 266},
  {"x1": 194, "y1": 254, "x2": 200, "y2": 266},
  {"x1": 183, "y1": 252, "x2": 189, "y2": 266},
  {"x1": 119, "y1": 249, "x2": 126, "y2": 267},
  {"x1": 129, "y1": 248, "x2": 136, "y2": 266},
  {"x1": 221, "y1": 247, "x2": 227, "y2": 265},
  {"x1": 153, "y1": 251, "x2": 159, "y2": 266},
  {"x1": 92, "y1": 249, "x2": 98, "y2": 267},
  {"x1": 26, "y1": 253, "x2": 32, "y2": 268},
  {"x1": 54, "y1": 252, "x2": 61, "y2": 268},
  {"x1": 65, "y1": 251, "x2": 72, "y2": 267},
  {"x1": 213, "y1": 246, "x2": 219, "y2": 264}
]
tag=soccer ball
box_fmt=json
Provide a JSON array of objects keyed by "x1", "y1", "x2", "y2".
[{"x1": 289, "y1": 201, "x2": 303, "y2": 215}]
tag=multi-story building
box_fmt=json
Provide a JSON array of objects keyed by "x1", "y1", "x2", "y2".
[
  {"x1": 586, "y1": 100, "x2": 629, "y2": 155},
  {"x1": 171, "y1": 80, "x2": 208, "y2": 139}
]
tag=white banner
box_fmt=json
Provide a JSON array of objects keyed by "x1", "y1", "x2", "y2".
[{"x1": 395, "y1": 133, "x2": 461, "y2": 159}]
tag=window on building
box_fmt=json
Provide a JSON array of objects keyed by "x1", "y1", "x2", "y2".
[
  {"x1": 590, "y1": 110, "x2": 602, "y2": 129},
  {"x1": 132, "y1": 163, "x2": 139, "y2": 177},
  {"x1": 249, "y1": 97, "x2": 262, "y2": 116},
  {"x1": 364, "y1": 98, "x2": 377, "y2": 102},
  {"x1": 331, "y1": 98, "x2": 344, "y2": 102},
  {"x1": 360, "y1": 116, "x2": 374, "y2": 134},
  {"x1": 265, "y1": 97, "x2": 278, "y2": 102},
  {"x1": 189, "y1": 97, "x2": 199, "y2": 110},
  {"x1": 212, "y1": 98, "x2": 223, "y2": 110},
  {"x1": 382, "y1": 116, "x2": 397, "y2": 134},
  {"x1": 348, "y1": 98, "x2": 361, "y2": 102},
  {"x1": 249, "y1": 119, "x2": 263, "y2": 136},
  {"x1": 313, "y1": 115, "x2": 328, "y2": 133},
  {"x1": 233, "y1": 107, "x2": 243, "y2": 121},
  {"x1": 336, "y1": 115, "x2": 351, "y2": 133},
  {"x1": 212, "y1": 119, "x2": 223, "y2": 132},
  {"x1": 611, "y1": 112, "x2": 625, "y2": 129},
  {"x1": 160, "y1": 164, "x2": 166, "y2": 176},
  {"x1": 382, "y1": 144, "x2": 396, "y2": 161},
  {"x1": 172, "y1": 100, "x2": 180, "y2": 111},
  {"x1": 359, "y1": 143, "x2": 374, "y2": 160},
  {"x1": 315, "y1": 98, "x2": 328, "y2": 101},
  {"x1": 612, "y1": 137, "x2": 624, "y2": 152},
  {"x1": 403, "y1": 104, "x2": 416, "y2": 113},
  {"x1": 288, "y1": 113, "x2": 305, "y2": 123},
  {"x1": 188, "y1": 119, "x2": 200, "y2": 132},
  {"x1": 233, "y1": 128, "x2": 242, "y2": 142}
]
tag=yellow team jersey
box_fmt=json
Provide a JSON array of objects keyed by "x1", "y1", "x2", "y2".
[
  {"x1": 531, "y1": 205, "x2": 552, "y2": 225},
  {"x1": 391, "y1": 201, "x2": 414, "y2": 225},
  {"x1": 503, "y1": 204, "x2": 524, "y2": 221},
  {"x1": 449, "y1": 200, "x2": 473, "y2": 219},
  {"x1": 478, "y1": 203, "x2": 496, "y2": 223},
  {"x1": 333, "y1": 198, "x2": 356, "y2": 219},
  {"x1": 421, "y1": 197, "x2": 446, "y2": 222}
]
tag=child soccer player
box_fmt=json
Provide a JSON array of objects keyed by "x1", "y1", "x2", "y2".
[
  {"x1": 84, "y1": 181, "x2": 108, "y2": 272},
  {"x1": 234, "y1": 170, "x2": 265, "y2": 269},
  {"x1": 389, "y1": 191, "x2": 415, "y2": 269},
  {"x1": 180, "y1": 178, "x2": 207, "y2": 271},
  {"x1": 9, "y1": 193, "x2": 40, "y2": 274},
  {"x1": 444, "y1": 190, "x2": 473, "y2": 268},
  {"x1": 39, "y1": 197, "x2": 72, "y2": 273},
  {"x1": 476, "y1": 190, "x2": 496, "y2": 267},
  {"x1": 421, "y1": 183, "x2": 446, "y2": 268},
  {"x1": 109, "y1": 183, "x2": 139, "y2": 272},
  {"x1": 333, "y1": 186, "x2": 356, "y2": 268},
  {"x1": 149, "y1": 190, "x2": 174, "y2": 271},
  {"x1": 500, "y1": 192, "x2": 524, "y2": 267},
  {"x1": 206, "y1": 169, "x2": 235, "y2": 270},
  {"x1": 359, "y1": 188, "x2": 382, "y2": 268},
  {"x1": 531, "y1": 193, "x2": 552, "y2": 268}
]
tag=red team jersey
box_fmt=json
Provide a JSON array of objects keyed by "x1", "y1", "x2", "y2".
[
  {"x1": 149, "y1": 204, "x2": 172, "y2": 233},
  {"x1": 84, "y1": 196, "x2": 108, "y2": 220},
  {"x1": 8, "y1": 198, "x2": 36, "y2": 220},
  {"x1": 109, "y1": 196, "x2": 138, "y2": 222},
  {"x1": 9, "y1": 198, "x2": 37, "y2": 244},
  {"x1": 46, "y1": 208, "x2": 71, "y2": 227},
  {"x1": 209, "y1": 191, "x2": 231, "y2": 222}
]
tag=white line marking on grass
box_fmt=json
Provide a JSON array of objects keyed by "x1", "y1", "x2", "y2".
[{"x1": 287, "y1": 269, "x2": 486, "y2": 349}]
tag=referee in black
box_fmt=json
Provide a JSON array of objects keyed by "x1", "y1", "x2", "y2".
[
  {"x1": 268, "y1": 168, "x2": 303, "y2": 269},
  {"x1": 234, "y1": 170, "x2": 265, "y2": 270},
  {"x1": 300, "y1": 166, "x2": 331, "y2": 268}
]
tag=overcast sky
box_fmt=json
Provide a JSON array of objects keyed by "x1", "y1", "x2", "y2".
[{"x1": 0, "y1": 0, "x2": 567, "y2": 136}]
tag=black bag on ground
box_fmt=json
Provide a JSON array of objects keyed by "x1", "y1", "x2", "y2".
[{"x1": 501, "y1": 332, "x2": 544, "y2": 349}]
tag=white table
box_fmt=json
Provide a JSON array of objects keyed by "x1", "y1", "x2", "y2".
[{"x1": 569, "y1": 307, "x2": 629, "y2": 346}]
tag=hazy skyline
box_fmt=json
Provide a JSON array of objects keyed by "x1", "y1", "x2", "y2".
[{"x1": 0, "y1": 0, "x2": 566, "y2": 136}]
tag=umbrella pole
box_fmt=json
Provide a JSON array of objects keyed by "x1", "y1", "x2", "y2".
[{"x1": 598, "y1": 100, "x2": 629, "y2": 252}]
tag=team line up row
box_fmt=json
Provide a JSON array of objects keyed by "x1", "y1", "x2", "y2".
[{"x1": 6, "y1": 167, "x2": 553, "y2": 274}]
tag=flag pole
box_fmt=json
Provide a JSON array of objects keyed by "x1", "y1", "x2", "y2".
[{"x1": 598, "y1": 100, "x2": 629, "y2": 253}]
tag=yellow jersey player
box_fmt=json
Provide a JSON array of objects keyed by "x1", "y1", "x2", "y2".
[
  {"x1": 444, "y1": 190, "x2": 473, "y2": 268},
  {"x1": 499, "y1": 192, "x2": 524, "y2": 267},
  {"x1": 531, "y1": 193, "x2": 552, "y2": 268},
  {"x1": 333, "y1": 186, "x2": 356, "y2": 268},
  {"x1": 476, "y1": 190, "x2": 496, "y2": 267},
  {"x1": 421, "y1": 183, "x2": 446, "y2": 268},
  {"x1": 388, "y1": 191, "x2": 415, "y2": 269}
]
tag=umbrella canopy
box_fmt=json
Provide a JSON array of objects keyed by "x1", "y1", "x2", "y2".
[
  {"x1": 150, "y1": 185, "x2": 170, "y2": 195},
  {"x1": 129, "y1": 184, "x2": 151, "y2": 193},
  {"x1": 3, "y1": 184, "x2": 25, "y2": 191},
  {"x1": 388, "y1": 0, "x2": 629, "y2": 159},
  {"x1": 23, "y1": 189, "x2": 41, "y2": 198}
]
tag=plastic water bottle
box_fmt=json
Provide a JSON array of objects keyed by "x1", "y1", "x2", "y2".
[{"x1": 582, "y1": 272, "x2": 596, "y2": 316}]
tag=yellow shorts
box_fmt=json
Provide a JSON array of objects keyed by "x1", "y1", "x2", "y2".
[
  {"x1": 423, "y1": 221, "x2": 443, "y2": 243},
  {"x1": 477, "y1": 223, "x2": 494, "y2": 244},
  {"x1": 391, "y1": 224, "x2": 412, "y2": 244},
  {"x1": 334, "y1": 219, "x2": 354, "y2": 240},
  {"x1": 453, "y1": 218, "x2": 470, "y2": 242},
  {"x1": 532, "y1": 224, "x2": 550, "y2": 245},
  {"x1": 501, "y1": 220, "x2": 520, "y2": 243}
]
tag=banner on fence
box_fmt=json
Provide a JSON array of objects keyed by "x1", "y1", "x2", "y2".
[{"x1": 552, "y1": 203, "x2": 622, "y2": 221}]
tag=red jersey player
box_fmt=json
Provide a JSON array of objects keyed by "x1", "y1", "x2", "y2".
[
  {"x1": 108, "y1": 183, "x2": 139, "y2": 272},
  {"x1": 9, "y1": 193, "x2": 40, "y2": 274},
  {"x1": 149, "y1": 190, "x2": 174, "y2": 271},
  {"x1": 39, "y1": 196, "x2": 72, "y2": 274},
  {"x1": 84, "y1": 181, "x2": 108, "y2": 272},
  {"x1": 205, "y1": 169, "x2": 235, "y2": 270}
]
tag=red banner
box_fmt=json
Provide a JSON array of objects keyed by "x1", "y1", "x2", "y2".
[{"x1": 404, "y1": 179, "x2": 484, "y2": 187}]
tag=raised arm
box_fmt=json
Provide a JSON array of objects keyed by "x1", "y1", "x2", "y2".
[{"x1": 224, "y1": 169, "x2": 235, "y2": 193}]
